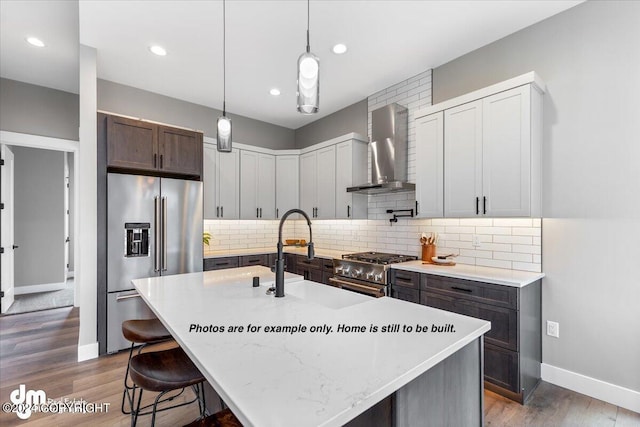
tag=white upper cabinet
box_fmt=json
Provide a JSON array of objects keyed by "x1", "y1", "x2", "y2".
[
  {"x1": 240, "y1": 150, "x2": 275, "y2": 219},
  {"x1": 299, "y1": 151, "x2": 317, "y2": 218},
  {"x1": 203, "y1": 144, "x2": 240, "y2": 219},
  {"x1": 482, "y1": 86, "x2": 532, "y2": 217},
  {"x1": 300, "y1": 146, "x2": 336, "y2": 219},
  {"x1": 415, "y1": 111, "x2": 444, "y2": 218},
  {"x1": 335, "y1": 139, "x2": 368, "y2": 219},
  {"x1": 416, "y1": 72, "x2": 544, "y2": 218},
  {"x1": 444, "y1": 100, "x2": 483, "y2": 217},
  {"x1": 275, "y1": 155, "x2": 299, "y2": 219}
]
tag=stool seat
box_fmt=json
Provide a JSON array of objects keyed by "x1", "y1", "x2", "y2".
[
  {"x1": 122, "y1": 318, "x2": 171, "y2": 343},
  {"x1": 183, "y1": 408, "x2": 243, "y2": 427},
  {"x1": 130, "y1": 347, "x2": 205, "y2": 392}
]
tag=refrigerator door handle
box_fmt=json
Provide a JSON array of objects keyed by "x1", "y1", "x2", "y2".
[
  {"x1": 162, "y1": 196, "x2": 168, "y2": 271},
  {"x1": 154, "y1": 196, "x2": 161, "y2": 272}
]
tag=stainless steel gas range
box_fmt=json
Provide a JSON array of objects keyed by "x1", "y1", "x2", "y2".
[{"x1": 330, "y1": 252, "x2": 417, "y2": 298}]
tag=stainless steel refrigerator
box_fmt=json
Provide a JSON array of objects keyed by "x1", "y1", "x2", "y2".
[{"x1": 106, "y1": 173, "x2": 202, "y2": 353}]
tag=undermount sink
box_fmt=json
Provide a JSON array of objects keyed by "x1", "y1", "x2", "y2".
[{"x1": 285, "y1": 280, "x2": 371, "y2": 309}]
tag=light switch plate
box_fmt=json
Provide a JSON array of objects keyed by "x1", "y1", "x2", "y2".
[{"x1": 546, "y1": 320, "x2": 560, "y2": 338}]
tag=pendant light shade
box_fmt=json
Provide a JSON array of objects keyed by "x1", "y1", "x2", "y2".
[
  {"x1": 297, "y1": 0, "x2": 319, "y2": 114},
  {"x1": 217, "y1": 114, "x2": 232, "y2": 152},
  {"x1": 217, "y1": 0, "x2": 232, "y2": 152}
]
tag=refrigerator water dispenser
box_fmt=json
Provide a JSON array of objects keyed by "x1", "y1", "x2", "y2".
[{"x1": 124, "y1": 222, "x2": 150, "y2": 257}]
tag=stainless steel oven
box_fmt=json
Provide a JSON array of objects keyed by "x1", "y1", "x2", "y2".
[{"x1": 330, "y1": 252, "x2": 417, "y2": 298}]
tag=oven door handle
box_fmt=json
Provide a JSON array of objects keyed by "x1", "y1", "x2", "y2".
[{"x1": 329, "y1": 277, "x2": 384, "y2": 297}]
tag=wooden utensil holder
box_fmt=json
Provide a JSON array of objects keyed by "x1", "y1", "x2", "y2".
[{"x1": 422, "y1": 244, "x2": 436, "y2": 262}]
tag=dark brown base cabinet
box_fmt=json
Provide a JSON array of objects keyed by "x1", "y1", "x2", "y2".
[{"x1": 390, "y1": 269, "x2": 542, "y2": 404}]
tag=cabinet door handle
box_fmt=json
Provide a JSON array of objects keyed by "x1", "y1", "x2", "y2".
[
  {"x1": 221, "y1": 206, "x2": 224, "y2": 218},
  {"x1": 153, "y1": 154, "x2": 157, "y2": 168},
  {"x1": 217, "y1": 206, "x2": 220, "y2": 218},
  {"x1": 475, "y1": 197, "x2": 479, "y2": 215},
  {"x1": 347, "y1": 205, "x2": 351, "y2": 218},
  {"x1": 276, "y1": 208, "x2": 279, "y2": 218},
  {"x1": 416, "y1": 200, "x2": 419, "y2": 216},
  {"x1": 257, "y1": 208, "x2": 259, "y2": 218},
  {"x1": 260, "y1": 208, "x2": 262, "y2": 218},
  {"x1": 160, "y1": 154, "x2": 163, "y2": 169},
  {"x1": 483, "y1": 196, "x2": 487, "y2": 215}
]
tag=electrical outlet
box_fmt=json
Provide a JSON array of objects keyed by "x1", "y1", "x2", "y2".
[
  {"x1": 472, "y1": 234, "x2": 481, "y2": 248},
  {"x1": 546, "y1": 321, "x2": 560, "y2": 338}
]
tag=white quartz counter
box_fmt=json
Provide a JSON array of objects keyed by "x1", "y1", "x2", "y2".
[
  {"x1": 204, "y1": 247, "x2": 345, "y2": 259},
  {"x1": 132, "y1": 266, "x2": 490, "y2": 427},
  {"x1": 392, "y1": 261, "x2": 544, "y2": 287}
]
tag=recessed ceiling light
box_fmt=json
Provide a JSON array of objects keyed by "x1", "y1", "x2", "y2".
[
  {"x1": 332, "y1": 43, "x2": 347, "y2": 54},
  {"x1": 270, "y1": 88, "x2": 281, "y2": 96},
  {"x1": 26, "y1": 37, "x2": 45, "y2": 48},
  {"x1": 149, "y1": 45, "x2": 167, "y2": 56}
]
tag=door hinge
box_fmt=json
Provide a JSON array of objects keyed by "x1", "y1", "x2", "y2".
[
  {"x1": 67, "y1": 263, "x2": 70, "y2": 268},
  {"x1": 1, "y1": 290, "x2": 4, "y2": 298},
  {"x1": 67, "y1": 209, "x2": 70, "y2": 214},
  {"x1": 0, "y1": 247, "x2": 3, "y2": 254},
  {"x1": 0, "y1": 203, "x2": 4, "y2": 210},
  {"x1": 0, "y1": 158, "x2": 4, "y2": 166}
]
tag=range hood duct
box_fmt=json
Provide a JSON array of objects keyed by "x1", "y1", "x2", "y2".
[{"x1": 347, "y1": 103, "x2": 415, "y2": 194}]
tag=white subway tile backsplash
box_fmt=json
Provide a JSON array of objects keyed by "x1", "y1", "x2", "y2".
[
  {"x1": 512, "y1": 244, "x2": 541, "y2": 254},
  {"x1": 512, "y1": 262, "x2": 541, "y2": 272},
  {"x1": 476, "y1": 258, "x2": 513, "y2": 269},
  {"x1": 444, "y1": 226, "x2": 475, "y2": 234},
  {"x1": 475, "y1": 226, "x2": 512, "y2": 235},
  {"x1": 512, "y1": 227, "x2": 542, "y2": 237},
  {"x1": 493, "y1": 235, "x2": 533, "y2": 245},
  {"x1": 493, "y1": 251, "x2": 533, "y2": 262},
  {"x1": 493, "y1": 218, "x2": 533, "y2": 227}
]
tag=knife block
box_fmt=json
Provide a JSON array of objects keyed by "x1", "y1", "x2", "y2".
[{"x1": 421, "y1": 244, "x2": 436, "y2": 262}]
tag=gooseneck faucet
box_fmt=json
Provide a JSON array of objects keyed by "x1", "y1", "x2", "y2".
[{"x1": 274, "y1": 209, "x2": 314, "y2": 297}]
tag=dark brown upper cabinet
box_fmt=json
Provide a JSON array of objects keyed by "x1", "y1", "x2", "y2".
[{"x1": 106, "y1": 114, "x2": 203, "y2": 180}]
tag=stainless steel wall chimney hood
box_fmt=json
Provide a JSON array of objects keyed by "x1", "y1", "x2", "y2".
[{"x1": 347, "y1": 103, "x2": 415, "y2": 194}]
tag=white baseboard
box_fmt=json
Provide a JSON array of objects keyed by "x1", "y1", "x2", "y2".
[
  {"x1": 541, "y1": 363, "x2": 640, "y2": 413},
  {"x1": 14, "y1": 282, "x2": 66, "y2": 295},
  {"x1": 77, "y1": 342, "x2": 99, "y2": 362}
]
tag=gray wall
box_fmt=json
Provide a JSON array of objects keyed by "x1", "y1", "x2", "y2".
[
  {"x1": 0, "y1": 78, "x2": 79, "y2": 141},
  {"x1": 98, "y1": 79, "x2": 295, "y2": 150},
  {"x1": 13, "y1": 146, "x2": 66, "y2": 287},
  {"x1": 294, "y1": 99, "x2": 368, "y2": 148},
  {"x1": 433, "y1": 1, "x2": 640, "y2": 391}
]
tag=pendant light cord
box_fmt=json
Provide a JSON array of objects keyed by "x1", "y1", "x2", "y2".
[
  {"x1": 223, "y1": 0, "x2": 226, "y2": 116},
  {"x1": 306, "y1": 0, "x2": 310, "y2": 53}
]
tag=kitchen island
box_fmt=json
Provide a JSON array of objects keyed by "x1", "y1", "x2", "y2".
[{"x1": 132, "y1": 266, "x2": 490, "y2": 427}]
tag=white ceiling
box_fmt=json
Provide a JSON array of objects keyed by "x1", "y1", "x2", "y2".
[{"x1": 2, "y1": 1, "x2": 582, "y2": 129}]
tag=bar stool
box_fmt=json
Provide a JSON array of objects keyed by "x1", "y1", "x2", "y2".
[
  {"x1": 129, "y1": 346, "x2": 206, "y2": 426},
  {"x1": 183, "y1": 408, "x2": 243, "y2": 427},
  {"x1": 121, "y1": 319, "x2": 173, "y2": 414}
]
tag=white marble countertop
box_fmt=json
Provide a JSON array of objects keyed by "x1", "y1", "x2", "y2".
[
  {"x1": 391, "y1": 261, "x2": 544, "y2": 287},
  {"x1": 132, "y1": 266, "x2": 490, "y2": 427},
  {"x1": 204, "y1": 247, "x2": 345, "y2": 260}
]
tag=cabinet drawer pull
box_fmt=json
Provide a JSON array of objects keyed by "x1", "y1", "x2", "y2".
[
  {"x1": 160, "y1": 154, "x2": 163, "y2": 169},
  {"x1": 451, "y1": 286, "x2": 473, "y2": 293}
]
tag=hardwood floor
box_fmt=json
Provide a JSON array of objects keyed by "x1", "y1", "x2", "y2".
[{"x1": 1, "y1": 307, "x2": 638, "y2": 426}]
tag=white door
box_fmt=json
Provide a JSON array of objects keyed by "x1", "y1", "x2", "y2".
[
  {"x1": 275, "y1": 155, "x2": 299, "y2": 219},
  {"x1": 240, "y1": 150, "x2": 259, "y2": 219},
  {"x1": 217, "y1": 148, "x2": 240, "y2": 219},
  {"x1": 203, "y1": 145, "x2": 219, "y2": 219},
  {"x1": 299, "y1": 151, "x2": 317, "y2": 217},
  {"x1": 315, "y1": 145, "x2": 336, "y2": 219},
  {"x1": 444, "y1": 100, "x2": 483, "y2": 217},
  {"x1": 335, "y1": 141, "x2": 353, "y2": 219},
  {"x1": 1, "y1": 144, "x2": 15, "y2": 313},
  {"x1": 257, "y1": 153, "x2": 276, "y2": 219},
  {"x1": 415, "y1": 112, "x2": 444, "y2": 218},
  {"x1": 482, "y1": 86, "x2": 531, "y2": 217}
]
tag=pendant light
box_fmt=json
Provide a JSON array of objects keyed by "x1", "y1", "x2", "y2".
[
  {"x1": 296, "y1": 0, "x2": 319, "y2": 114},
  {"x1": 217, "y1": 0, "x2": 232, "y2": 152}
]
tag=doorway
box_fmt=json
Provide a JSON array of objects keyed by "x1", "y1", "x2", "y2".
[{"x1": 0, "y1": 132, "x2": 78, "y2": 315}]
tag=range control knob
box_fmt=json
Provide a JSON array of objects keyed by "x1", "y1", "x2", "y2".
[
  {"x1": 365, "y1": 272, "x2": 375, "y2": 281},
  {"x1": 351, "y1": 269, "x2": 363, "y2": 278},
  {"x1": 374, "y1": 273, "x2": 384, "y2": 283}
]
